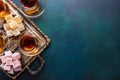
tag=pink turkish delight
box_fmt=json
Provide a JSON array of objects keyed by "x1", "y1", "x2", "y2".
[
  {"x1": 5, "y1": 51, "x2": 13, "y2": 57},
  {"x1": 12, "y1": 52, "x2": 21, "y2": 60},
  {"x1": 14, "y1": 66, "x2": 22, "y2": 72},
  {"x1": 4, "y1": 64, "x2": 10, "y2": 71},
  {"x1": 6, "y1": 57, "x2": 13, "y2": 66},
  {"x1": 0, "y1": 51, "x2": 22, "y2": 74},
  {"x1": 12, "y1": 60, "x2": 21, "y2": 69},
  {"x1": 8, "y1": 67, "x2": 14, "y2": 74}
]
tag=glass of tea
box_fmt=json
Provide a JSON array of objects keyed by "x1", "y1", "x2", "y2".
[
  {"x1": 19, "y1": 32, "x2": 42, "y2": 56},
  {"x1": 0, "y1": 30, "x2": 10, "y2": 55},
  {"x1": 0, "y1": 0, "x2": 10, "y2": 18},
  {"x1": 20, "y1": 0, "x2": 46, "y2": 18}
]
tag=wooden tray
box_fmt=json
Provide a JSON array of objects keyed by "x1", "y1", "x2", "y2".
[{"x1": 0, "y1": 0, "x2": 50, "y2": 79}]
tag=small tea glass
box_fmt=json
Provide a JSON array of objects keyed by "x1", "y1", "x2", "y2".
[
  {"x1": 20, "y1": 0, "x2": 46, "y2": 18},
  {"x1": 19, "y1": 31, "x2": 42, "y2": 56},
  {"x1": 19, "y1": 31, "x2": 45, "y2": 75},
  {"x1": 0, "y1": 30, "x2": 10, "y2": 55}
]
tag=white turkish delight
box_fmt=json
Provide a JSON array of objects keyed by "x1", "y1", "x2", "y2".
[
  {"x1": 3, "y1": 23, "x2": 11, "y2": 32},
  {"x1": 18, "y1": 23, "x2": 25, "y2": 31},
  {"x1": 13, "y1": 15, "x2": 23, "y2": 24},
  {"x1": 6, "y1": 30, "x2": 14, "y2": 37},
  {"x1": 9, "y1": 20, "x2": 18, "y2": 30},
  {"x1": 12, "y1": 29, "x2": 20, "y2": 36},
  {"x1": 5, "y1": 14, "x2": 13, "y2": 23}
]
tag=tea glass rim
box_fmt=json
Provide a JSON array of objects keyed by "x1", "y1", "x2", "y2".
[
  {"x1": 20, "y1": 0, "x2": 39, "y2": 9},
  {"x1": 20, "y1": 0, "x2": 46, "y2": 18}
]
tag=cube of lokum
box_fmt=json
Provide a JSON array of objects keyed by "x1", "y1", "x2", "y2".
[
  {"x1": 3, "y1": 23, "x2": 11, "y2": 32},
  {"x1": 4, "y1": 64, "x2": 10, "y2": 71},
  {"x1": 8, "y1": 67, "x2": 14, "y2": 74},
  {"x1": 5, "y1": 14, "x2": 13, "y2": 23},
  {"x1": 6, "y1": 57, "x2": 12, "y2": 66},
  {"x1": 6, "y1": 30, "x2": 14, "y2": 37},
  {"x1": 13, "y1": 15, "x2": 23, "y2": 24},
  {"x1": 18, "y1": 23, "x2": 25, "y2": 31},
  {"x1": 9, "y1": 20, "x2": 18, "y2": 30},
  {"x1": 12, "y1": 29, "x2": 20, "y2": 36},
  {"x1": 5, "y1": 51, "x2": 13, "y2": 57},
  {"x1": 12, "y1": 52, "x2": 21, "y2": 60},
  {"x1": 12, "y1": 60, "x2": 21, "y2": 69},
  {"x1": 14, "y1": 66, "x2": 22, "y2": 72}
]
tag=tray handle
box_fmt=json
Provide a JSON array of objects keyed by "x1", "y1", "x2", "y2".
[{"x1": 26, "y1": 55, "x2": 45, "y2": 75}]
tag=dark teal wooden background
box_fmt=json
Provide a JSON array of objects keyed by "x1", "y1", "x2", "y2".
[{"x1": 1, "y1": 0, "x2": 120, "y2": 80}]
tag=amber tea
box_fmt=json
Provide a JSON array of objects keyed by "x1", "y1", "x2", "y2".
[
  {"x1": 19, "y1": 34, "x2": 42, "y2": 56},
  {"x1": 0, "y1": 36, "x2": 5, "y2": 53},
  {"x1": 0, "y1": 0, "x2": 10, "y2": 17},
  {"x1": 20, "y1": 0, "x2": 40, "y2": 15},
  {"x1": 20, "y1": 35, "x2": 35, "y2": 51},
  {"x1": 0, "y1": 31, "x2": 9, "y2": 54},
  {"x1": 21, "y1": 0, "x2": 37, "y2": 7}
]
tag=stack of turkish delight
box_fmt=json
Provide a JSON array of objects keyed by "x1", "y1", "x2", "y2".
[
  {"x1": 0, "y1": 51, "x2": 22, "y2": 74},
  {"x1": 3, "y1": 14, "x2": 25, "y2": 37}
]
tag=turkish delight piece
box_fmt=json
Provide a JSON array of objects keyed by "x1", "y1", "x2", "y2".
[
  {"x1": 5, "y1": 14, "x2": 13, "y2": 23},
  {"x1": 12, "y1": 52, "x2": 21, "y2": 60},
  {"x1": 13, "y1": 15, "x2": 23, "y2": 24},
  {"x1": 9, "y1": 20, "x2": 18, "y2": 30},
  {"x1": 8, "y1": 67, "x2": 14, "y2": 74},
  {"x1": 6, "y1": 57, "x2": 12, "y2": 66},
  {"x1": 4, "y1": 64, "x2": 10, "y2": 71},
  {"x1": 12, "y1": 29, "x2": 20, "y2": 36},
  {"x1": 3, "y1": 23, "x2": 11, "y2": 32},
  {"x1": 6, "y1": 30, "x2": 14, "y2": 37},
  {"x1": 0, "y1": 56, "x2": 6, "y2": 64},
  {"x1": 14, "y1": 66, "x2": 22, "y2": 72},
  {"x1": 5, "y1": 51, "x2": 13, "y2": 57},
  {"x1": 18, "y1": 23, "x2": 25, "y2": 31},
  {"x1": 12, "y1": 60, "x2": 21, "y2": 69}
]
